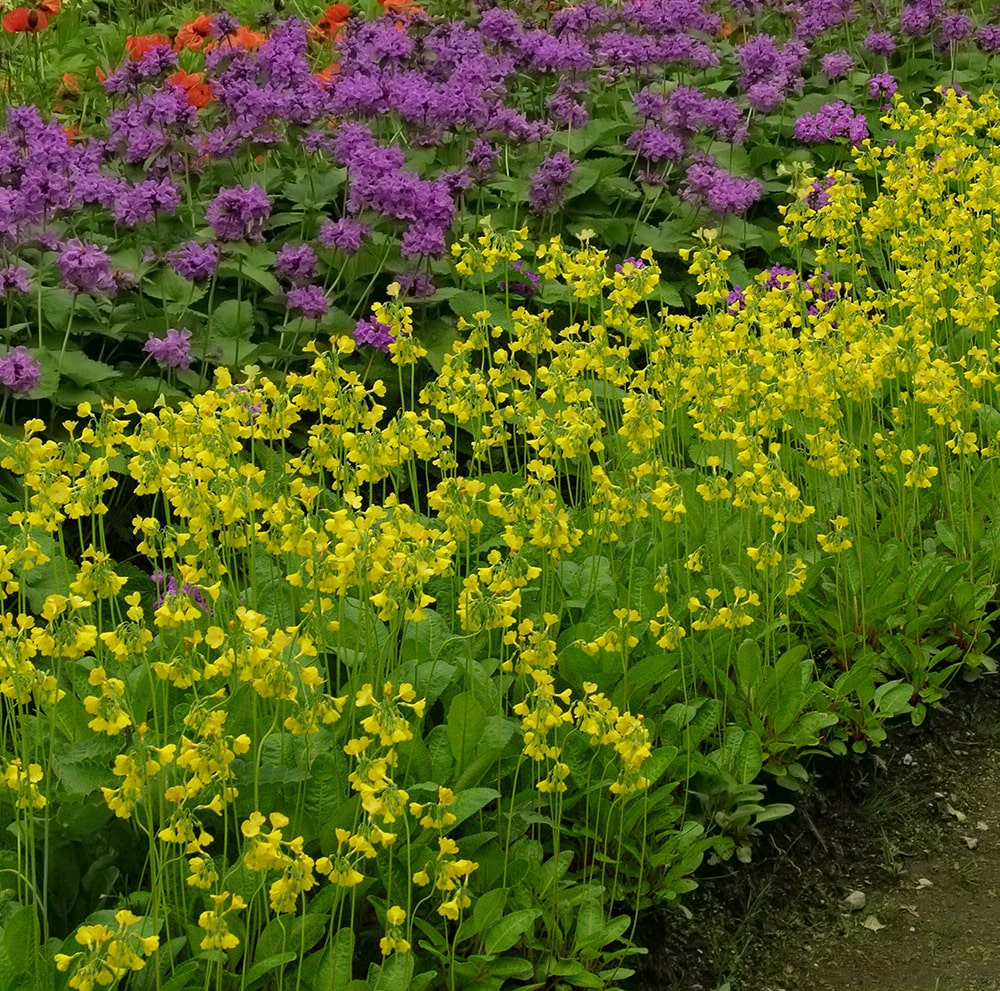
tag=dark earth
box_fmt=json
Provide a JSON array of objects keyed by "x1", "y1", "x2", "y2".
[{"x1": 631, "y1": 674, "x2": 1000, "y2": 991}]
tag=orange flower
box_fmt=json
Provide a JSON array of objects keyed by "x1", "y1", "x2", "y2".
[
  {"x1": 36, "y1": 0, "x2": 59, "y2": 13},
  {"x1": 718, "y1": 20, "x2": 738, "y2": 39},
  {"x1": 58, "y1": 72, "x2": 79, "y2": 96},
  {"x1": 377, "y1": 0, "x2": 422, "y2": 15},
  {"x1": 310, "y1": 3, "x2": 350, "y2": 42},
  {"x1": 126, "y1": 33, "x2": 172, "y2": 60},
  {"x1": 314, "y1": 63, "x2": 339, "y2": 85},
  {"x1": 62, "y1": 122, "x2": 82, "y2": 145},
  {"x1": 2, "y1": 7, "x2": 49, "y2": 31},
  {"x1": 168, "y1": 69, "x2": 214, "y2": 109},
  {"x1": 95, "y1": 66, "x2": 107, "y2": 84},
  {"x1": 174, "y1": 14, "x2": 215, "y2": 52},
  {"x1": 208, "y1": 24, "x2": 265, "y2": 51}
]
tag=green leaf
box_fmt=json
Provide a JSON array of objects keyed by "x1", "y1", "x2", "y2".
[
  {"x1": 558, "y1": 556, "x2": 616, "y2": 609},
  {"x1": 458, "y1": 887, "x2": 507, "y2": 942},
  {"x1": 482, "y1": 909, "x2": 540, "y2": 955},
  {"x1": 244, "y1": 952, "x2": 297, "y2": 988},
  {"x1": 732, "y1": 728, "x2": 763, "y2": 785},
  {"x1": 447, "y1": 693, "x2": 488, "y2": 772},
  {"x1": 209, "y1": 299, "x2": 256, "y2": 338},
  {"x1": 313, "y1": 928, "x2": 354, "y2": 991},
  {"x1": 50, "y1": 349, "x2": 121, "y2": 386}
]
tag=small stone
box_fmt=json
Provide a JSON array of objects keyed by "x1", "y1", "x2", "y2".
[
  {"x1": 842, "y1": 890, "x2": 866, "y2": 912},
  {"x1": 977, "y1": 821, "x2": 990, "y2": 831},
  {"x1": 961, "y1": 835, "x2": 979, "y2": 850},
  {"x1": 916, "y1": 877, "x2": 933, "y2": 890},
  {"x1": 861, "y1": 915, "x2": 885, "y2": 932}
]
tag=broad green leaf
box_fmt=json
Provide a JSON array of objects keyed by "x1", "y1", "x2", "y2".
[
  {"x1": 482, "y1": 909, "x2": 540, "y2": 955},
  {"x1": 244, "y1": 952, "x2": 297, "y2": 988},
  {"x1": 447, "y1": 693, "x2": 488, "y2": 772},
  {"x1": 313, "y1": 928, "x2": 354, "y2": 991},
  {"x1": 732, "y1": 728, "x2": 763, "y2": 785}
]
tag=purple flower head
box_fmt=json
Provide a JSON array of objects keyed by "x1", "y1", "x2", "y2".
[
  {"x1": 211, "y1": 11, "x2": 240, "y2": 39},
  {"x1": 978, "y1": 24, "x2": 1000, "y2": 53},
  {"x1": 0, "y1": 264, "x2": 30, "y2": 297},
  {"x1": 794, "y1": 101, "x2": 869, "y2": 146},
  {"x1": 394, "y1": 271, "x2": 436, "y2": 299},
  {"x1": 144, "y1": 328, "x2": 193, "y2": 370},
  {"x1": 615, "y1": 257, "x2": 646, "y2": 273},
  {"x1": 401, "y1": 221, "x2": 448, "y2": 260},
  {"x1": 466, "y1": 140, "x2": 499, "y2": 182},
  {"x1": 319, "y1": 217, "x2": 370, "y2": 255},
  {"x1": 727, "y1": 286, "x2": 746, "y2": 311},
  {"x1": 151, "y1": 570, "x2": 210, "y2": 612},
  {"x1": 274, "y1": 243, "x2": 317, "y2": 285},
  {"x1": 169, "y1": 241, "x2": 218, "y2": 282},
  {"x1": 502, "y1": 259, "x2": 542, "y2": 299},
  {"x1": 57, "y1": 239, "x2": 117, "y2": 296},
  {"x1": 528, "y1": 150, "x2": 576, "y2": 214},
  {"x1": 863, "y1": 30, "x2": 897, "y2": 56},
  {"x1": 806, "y1": 175, "x2": 837, "y2": 211},
  {"x1": 900, "y1": 0, "x2": 944, "y2": 38},
  {"x1": 354, "y1": 316, "x2": 394, "y2": 353},
  {"x1": 205, "y1": 184, "x2": 271, "y2": 242},
  {"x1": 868, "y1": 73, "x2": 898, "y2": 106},
  {"x1": 939, "y1": 12, "x2": 972, "y2": 43},
  {"x1": 820, "y1": 51, "x2": 855, "y2": 79},
  {"x1": 681, "y1": 155, "x2": 762, "y2": 216},
  {"x1": 0, "y1": 346, "x2": 40, "y2": 397},
  {"x1": 286, "y1": 284, "x2": 328, "y2": 319}
]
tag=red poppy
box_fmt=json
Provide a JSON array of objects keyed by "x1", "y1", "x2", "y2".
[
  {"x1": 167, "y1": 69, "x2": 214, "y2": 109},
  {"x1": 718, "y1": 20, "x2": 738, "y2": 39},
  {"x1": 377, "y1": 0, "x2": 422, "y2": 16},
  {"x1": 59, "y1": 72, "x2": 79, "y2": 95},
  {"x1": 207, "y1": 24, "x2": 265, "y2": 52},
  {"x1": 37, "y1": 0, "x2": 59, "y2": 13},
  {"x1": 62, "y1": 122, "x2": 82, "y2": 145},
  {"x1": 174, "y1": 14, "x2": 215, "y2": 52},
  {"x1": 125, "y1": 33, "x2": 172, "y2": 60},
  {"x1": 3, "y1": 8, "x2": 49, "y2": 32},
  {"x1": 310, "y1": 3, "x2": 349, "y2": 42}
]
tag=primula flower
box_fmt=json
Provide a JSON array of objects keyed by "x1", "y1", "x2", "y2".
[
  {"x1": 2, "y1": 7, "x2": 48, "y2": 31},
  {"x1": 794, "y1": 101, "x2": 869, "y2": 146},
  {"x1": 168, "y1": 241, "x2": 218, "y2": 282},
  {"x1": 354, "y1": 316, "x2": 393, "y2": 352},
  {"x1": 319, "y1": 217, "x2": 369, "y2": 254},
  {"x1": 0, "y1": 347, "x2": 40, "y2": 396},
  {"x1": 57, "y1": 239, "x2": 117, "y2": 296},
  {"x1": 205, "y1": 184, "x2": 271, "y2": 242},
  {"x1": 286, "y1": 285, "x2": 328, "y2": 319},
  {"x1": 143, "y1": 328, "x2": 193, "y2": 370},
  {"x1": 0, "y1": 265, "x2": 30, "y2": 297}
]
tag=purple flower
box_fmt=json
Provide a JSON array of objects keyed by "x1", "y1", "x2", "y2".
[
  {"x1": 503, "y1": 259, "x2": 541, "y2": 299},
  {"x1": 354, "y1": 316, "x2": 394, "y2": 352},
  {"x1": 977, "y1": 24, "x2": 1000, "y2": 54},
  {"x1": 863, "y1": 30, "x2": 897, "y2": 56},
  {"x1": 820, "y1": 51, "x2": 854, "y2": 79},
  {"x1": 57, "y1": 239, "x2": 117, "y2": 296},
  {"x1": 205, "y1": 184, "x2": 271, "y2": 242},
  {"x1": 169, "y1": 241, "x2": 218, "y2": 282},
  {"x1": 400, "y1": 221, "x2": 448, "y2": 260},
  {"x1": 318, "y1": 217, "x2": 369, "y2": 254},
  {"x1": 900, "y1": 0, "x2": 944, "y2": 38},
  {"x1": 0, "y1": 346, "x2": 40, "y2": 396},
  {"x1": 286, "y1": 285, "x2": 328, "y2": 319},
  {"x1": 152, "y1": 570, "x2": 210, "y2": 612},
  {"x1": 0, "y1": 265, "x2": 30, "y2": 297},
  {"x1": 528, "y1": 150, "x2": 576, "y2": 214},
  {"x1": 794, "y1": 101, "x2": 869, "y2": 145},
  {"x1": 868, "y1": 73, "x2": 898, "y2": 106},
  {"x1": 274, "y1": 243, "x2": 317, "y2": 285},
  {"x1": 939, "y1": 13, "x2": 972, "y2": 43},
  {"x1": 394, "y1": 271, "x2": 436, "y2": 298},
  {"x1": 143, "y1": 328, "x2": 193, "y2": 370},
  {"x1": 681, "y1": 155, "x2": 762, "y2": 216}
]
